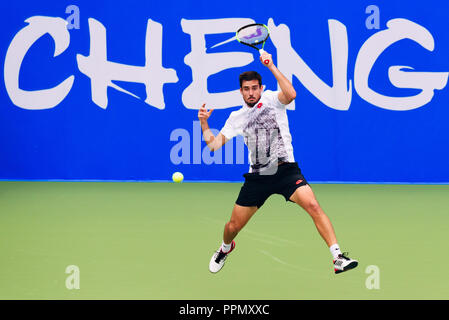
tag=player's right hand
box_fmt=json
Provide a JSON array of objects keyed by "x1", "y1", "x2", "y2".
[
  {"x1": 260, "y1": 50, "x2": 273, "y2": 68},
  {"x1": 198, "y1": 103, "x2": 214, "y2": 123}
]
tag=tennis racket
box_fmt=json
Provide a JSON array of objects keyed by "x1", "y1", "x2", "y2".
[{"x1": 236, "y1": 23, "x2": 271, "y2": 65}]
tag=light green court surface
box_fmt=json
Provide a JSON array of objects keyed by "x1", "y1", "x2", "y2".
[{"x1": 0, "y1": 181, "x2": 448, "y2": 299}]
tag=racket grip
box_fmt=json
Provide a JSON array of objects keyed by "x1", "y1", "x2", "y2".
[{"x1": 259, "y1": 49, "x2": 270, "y2": 65}]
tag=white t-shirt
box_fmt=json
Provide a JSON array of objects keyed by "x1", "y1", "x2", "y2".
[{"x1": 220, "y1": 90, "x2": 295, "y2": 173}]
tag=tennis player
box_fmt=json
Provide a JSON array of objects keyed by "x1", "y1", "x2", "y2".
[{"x1": 198, "y1": 51, "x2": 358, "y2": 274}]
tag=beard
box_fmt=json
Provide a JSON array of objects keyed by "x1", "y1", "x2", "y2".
[{"x1": 245, "y1": 96, "x2": 261, "y2": 107}]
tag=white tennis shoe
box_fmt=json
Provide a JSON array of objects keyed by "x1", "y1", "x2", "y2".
[
  {"x1": 209, "y1": 241, "x2": 236, "y2": 273},
  {"x1": 333, "y1": 252, "x2": 358, "y2": 274}
]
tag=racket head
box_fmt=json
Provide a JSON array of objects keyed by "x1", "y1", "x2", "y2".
[{"x1": 236, "y1": 23, "x2": 270, "y2": 50}]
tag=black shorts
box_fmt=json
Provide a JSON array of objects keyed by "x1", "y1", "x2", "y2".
[{"x1": 236, "y1": 162, "x2": 309, "y2": 208}]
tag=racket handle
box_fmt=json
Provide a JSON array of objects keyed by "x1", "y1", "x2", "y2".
[{"x1": 259, "y1": 49, "x2": 270, "y2": 65}]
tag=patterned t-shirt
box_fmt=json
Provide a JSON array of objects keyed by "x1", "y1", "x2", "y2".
[{"x1": 220, "y1": 90, "x2": 295, "y2": 173}]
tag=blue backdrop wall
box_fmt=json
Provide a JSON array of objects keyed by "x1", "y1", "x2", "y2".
[{"x1": 1, "y1": 0, "x2": 448, "y2": 183}]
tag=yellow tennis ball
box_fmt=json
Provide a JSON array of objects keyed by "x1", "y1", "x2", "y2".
[{"x1": 172, "y1": 172, "x2": 184, "y2": 183}]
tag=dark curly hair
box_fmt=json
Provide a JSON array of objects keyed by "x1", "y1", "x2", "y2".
[{"x1": 239, "y1": 71, "x2": 262, "y2": 88}]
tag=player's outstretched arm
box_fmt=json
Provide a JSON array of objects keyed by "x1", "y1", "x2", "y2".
[
  {"x1": 259, "y1": 51, "x2": 296, "y2": 105},
  {"x1": 198, "y1": 103, "x2": 228, "y2": 152}
]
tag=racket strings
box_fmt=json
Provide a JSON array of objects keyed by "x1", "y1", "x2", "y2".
[{"x1": 236, "y1": 24, "x2": 270, "y2": 49}]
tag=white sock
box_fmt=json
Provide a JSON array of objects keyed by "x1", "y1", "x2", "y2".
[
  {"x1": 221, "y1": 241, "x2": 232, "y2": 253},
  {"x1": 330, "y1": 243, "x2": 342, "y2": 260}
]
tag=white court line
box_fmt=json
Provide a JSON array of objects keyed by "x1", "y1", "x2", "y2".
[
  {"x1": 200, "y1": 216, "x2": 303, "y2": 248},
  {"x1": 240, "y1": 233, "x2": 285, "y2": 247},
  {"x1": 258, "y1": 250, "x2": 294, "y2": 267},
  {"x1": 200, "y1": 216, "x2": 223, "y2": 224},
  {"x1": 244, "y1": 227, "x2": 303, "y2": 248},
  {"x1": 258, "y1": 249, "x2": 317, "y2": 273}
]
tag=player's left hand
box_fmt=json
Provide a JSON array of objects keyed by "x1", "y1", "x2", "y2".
[
  {"x1": 198, "y1": 103, "x2": 214, "y2": 124},
  {"x1": 260, "y1": 51, "x2": 273, "y2": 68}
]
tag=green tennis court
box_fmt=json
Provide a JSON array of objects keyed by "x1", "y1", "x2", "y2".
[{"x1": 0, "y1": 181, "x2": 448, "y2": 299}]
